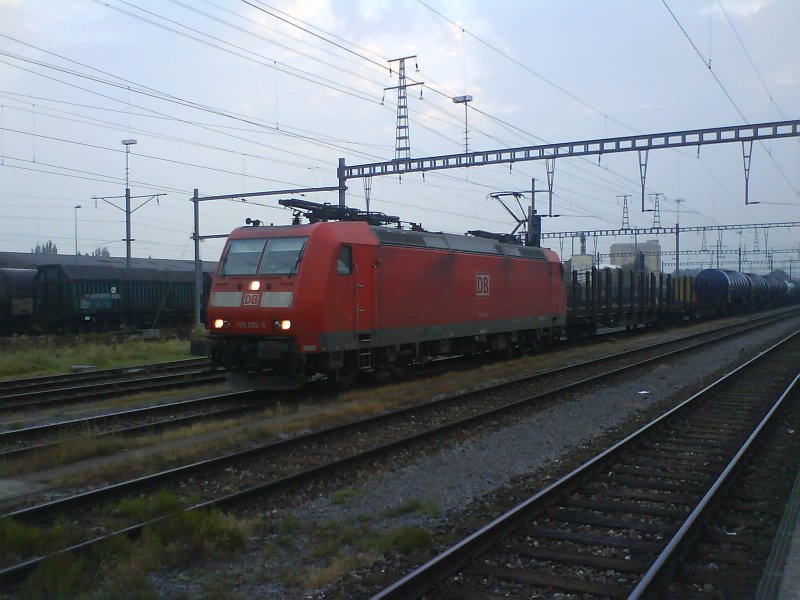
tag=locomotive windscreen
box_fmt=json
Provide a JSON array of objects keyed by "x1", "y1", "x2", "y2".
[
  {"x1": 220, "y1": 239, "x2": 266, "y2": 275},
  {"x1": 257, "y1": 237, "x2": 307, "y2": 275},
  {"x1": 219, "y1": 237, "x2": 307, "y2": 276}
]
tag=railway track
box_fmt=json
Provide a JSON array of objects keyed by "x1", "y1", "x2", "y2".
[
  {"x1": 0, "y1": 390, "x2": 268, "y2": 461},
  {"x1": 0, "y1": 358, "x2": 223, "y2": 414},
  {"x1": 1, "y1": 311, "x2": 788, "y2": 462},
  {"x1": 0, "y1": 357, "x2": 210, "y2": 393},
  {"x1": 373, "y1": 331, "x2": 800, "y2": 599},
  {"x1": 0, "y1": 310, "x2": 797, "y2": 588}
]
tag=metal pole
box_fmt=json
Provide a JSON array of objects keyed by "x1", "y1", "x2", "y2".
[
  {"x1": 338, "y1": 158, "x2": 346, "y2": 207},
  {"x1": 74, "y1": 205, "x2": 81, "y2": 263},
  {"x1": 675, "y1": 222, "x2": 679, "y2": 274},
  {"x1": 122, "y1": 139, "x2": 137, "y2": 268},
  {"x1": 193, "y1": 189, "x2": 203, "y2": 326},
  {"x1": 125, "y1": 186, "x2": 131, "y2": 269}
]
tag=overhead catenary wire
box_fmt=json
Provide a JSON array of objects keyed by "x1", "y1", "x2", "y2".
[
  {"x1": 6, "y1": 2, "x2": 796, "y2": 258},
  {"x1": 716, "y1": 0, "x2": 787, "y2": 121},
  {"x1": 661, "y1": 0, "x2": 799, "y2": 199}
]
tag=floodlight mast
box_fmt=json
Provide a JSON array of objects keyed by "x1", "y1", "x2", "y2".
[{"x1": 452, "y1": 95, "x2": 473, "y2": 153}]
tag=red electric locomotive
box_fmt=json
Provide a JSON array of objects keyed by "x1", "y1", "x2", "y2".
[{"x1": 206, "y1": 201, "x2": 567, "y2": 389}]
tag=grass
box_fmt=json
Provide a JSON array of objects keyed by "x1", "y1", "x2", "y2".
[
  {"x1": 382, "y1": 498, "x2": 441, "y2": 518},
  {"x1": 18, "y1": 505, "x2": 251, "y2": 600},
  {"x1": 105, "y1": 491, "x2": 189, "y2": 523},
  {"x1": 0, "y1": 518, "x2": 77, "y2": 562},
  {"x1": 372, "y1": 526, "x2": 433, "y2": 555},
  {"x1": 281, "y1": 519, "x2": 434, "y2": 590},
  {"x1": 330, "y1": 487, "x2": 363, "y2": 505},
  {"x1": 139, "y1": 507, "x2": 249, "y2": 566},
  {"x1": 0, "y1": 403, "x2": 256, "y2": 478},
  {"x1": 0, "y1": 337, "x2": 192, "y2": 380}
]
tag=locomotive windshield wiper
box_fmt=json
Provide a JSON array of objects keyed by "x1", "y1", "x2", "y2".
[{"x1": 289, "y1": 252, "x2": 303, "y2": 276}]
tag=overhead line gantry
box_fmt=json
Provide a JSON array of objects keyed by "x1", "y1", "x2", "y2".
[
  {"x1": 336, "y1": 119, "x2": 800, "y2": 213},
  {"x1": 540, "y1": 221, "x2": 800, "y2": 240}
]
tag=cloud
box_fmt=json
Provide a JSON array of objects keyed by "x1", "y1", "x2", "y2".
[{"x1": 708, "y1": 0, "x2": 775, "y2": 18}]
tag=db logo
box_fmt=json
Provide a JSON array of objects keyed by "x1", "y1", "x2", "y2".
[
  {"x1": 242, "y1": 292, "x2": 260, "y2": 306},
  {"x1": 476, "y1": 273, "x2": 490, "y2": 297}
]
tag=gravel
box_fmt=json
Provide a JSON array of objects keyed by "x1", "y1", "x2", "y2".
[{"x1": 135, "y1": 315, "x2": 800, "y2": 599}]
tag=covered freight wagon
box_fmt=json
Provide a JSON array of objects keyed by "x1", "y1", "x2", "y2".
[
  {"x1": 33, "y1": 264, "x2": 210, "y2": 330},
  {"x1": 0, "y1": 268, "x2": 36, "y2": 334}
]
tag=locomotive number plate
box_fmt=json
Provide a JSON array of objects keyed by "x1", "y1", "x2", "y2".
[
  {"x1": 476, "y1": 273, "x2": 490, "y2": 297},
  {"x1": 241, "y1": 292, "x2": 261, "y2": 306}
]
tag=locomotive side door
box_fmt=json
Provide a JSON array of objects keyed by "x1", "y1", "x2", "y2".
[{"x1": 349, "y1": 244, "x2": 376, "y2": 342}]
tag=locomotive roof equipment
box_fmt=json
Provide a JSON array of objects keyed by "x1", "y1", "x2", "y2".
[{"x1": 278, "y1": 198, "x2": 400, "y2": 227}]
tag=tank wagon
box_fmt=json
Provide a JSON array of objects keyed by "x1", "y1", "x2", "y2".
[
  {"x1": 692, "y1": 269, "x2": 752, "y2": 306},
  {"x1": 0, "y1": 268, "x2": 36, "y2": 334},
  {"x1": 691, "y1": 268, "x2": 797, "y2": 309},
  {"x1": 207, "y1": 201, "x2": 566, "y2": 389}
]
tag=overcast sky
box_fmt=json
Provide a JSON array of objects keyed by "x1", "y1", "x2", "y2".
[{"x1": 1, "y1": 0, "x2": 798, "y2": 272}]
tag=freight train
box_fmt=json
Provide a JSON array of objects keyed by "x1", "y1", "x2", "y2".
[
  {"x1": 0, "y1": 263, "x2": 213, "y2": 334},
  {"x1": 205, "y1": 201, "x2": 800, "y2": 389}
]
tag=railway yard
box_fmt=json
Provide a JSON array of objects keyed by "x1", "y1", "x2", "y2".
[
  {"x1": 0, "y1": 308, "x2": 797, "y2": 599},
  {"x1": 3, "y1": 3, "x2": 799, "y2": 598}
]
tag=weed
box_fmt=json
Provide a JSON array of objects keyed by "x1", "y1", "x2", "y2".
[
  {"x1": 106, "y1": 490, "x2": 188, "y2": 523},
  {"x1": 372, "y1": 527, "x2": 432, "y2": 555},
  {"x1": 305, "y1": 521, "x2": 362, "y2": 559},
  {"x1": 382, "y1": 498, "x2": 441, "y2": 518},
  {"x1": 330, "y1": 487, "x2": 361, "y2": 505},
  {"x1": 0, "y1": 435, "x2": 127, "y2": 477},
  {"x1": 140, "y1": 508, "x2": 248, "y2": 566},
  {"x1": 202, "y1": 572, "x2": 249, "y2": 600},
  {"x1": 20, "y1": 553, "x2": 89, "y2": 600},
  {"x1": 93, "y1": 573, "x2": 158, "y2": 600},
  {"x1": 305, "y1": 554, "x2": 362, "y2": 589},
  {"x1": 276, "y1": 514, "x2": 302, "y2": 533},
  {"x1": 0, "y1": 518, "x2": 75, "y2": 561}
]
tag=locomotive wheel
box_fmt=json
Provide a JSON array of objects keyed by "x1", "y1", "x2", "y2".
[
  {"x1": 388, "y1": 363, "x2": 410, "y2": 379},
  {"x1": 331, "y1": 365, "x2": 359, "y2": 389}
]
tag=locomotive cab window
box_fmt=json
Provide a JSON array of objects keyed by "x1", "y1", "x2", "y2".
[
  {"x1": 219, "y1": 239, "x2": 266, "y2": 275},
  {"x1": 258, "y1": 237, "x2": 307, "y2": 275},
  {"x1": 337, "y1": 246, "x2": 352, "y2": 275}
]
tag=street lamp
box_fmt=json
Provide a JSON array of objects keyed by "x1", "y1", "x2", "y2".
[
  {"x1": 74, "y1": 204, "x2": 81, "y2": 262},
  {"x1": 452, "y1": 95, "x2": 473, "y2": 153},
  {"x1": 122, "y1": 139, "x2": 137, "y2": 268}
]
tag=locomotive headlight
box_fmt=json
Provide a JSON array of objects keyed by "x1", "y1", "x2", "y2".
[
  {"x1": 274, "y1": 319, "x2": 291, "y2": 331},
  {"x1": 213, "y1": 318, "x2": 225, "y2": 329},
  {"x1": 248, "y1": 280, "x2": 261, "y2": 291}
]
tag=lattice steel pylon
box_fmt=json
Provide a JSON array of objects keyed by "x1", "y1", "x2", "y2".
[
  {"x1": 385, "y1": 56, "x2": 423, "y2": 161},
  {"x1": 618, "y1": 194, "x2": 631, "y2": 229},
  {"x1": 652, "y1": 194, "x2": 661, "y2": 228}
]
